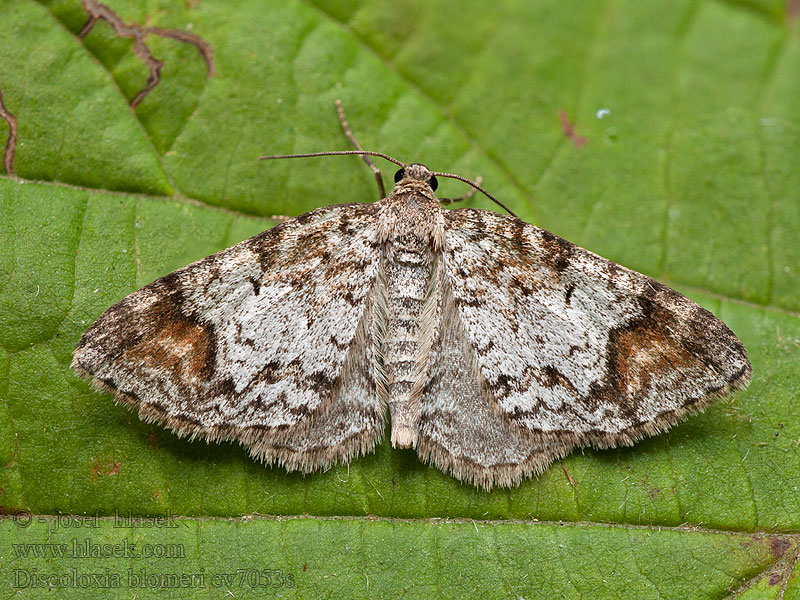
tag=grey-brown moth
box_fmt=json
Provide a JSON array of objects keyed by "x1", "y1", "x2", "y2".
[{"x1": 72, "y1": 103, "x2": 751, "y2": 490}]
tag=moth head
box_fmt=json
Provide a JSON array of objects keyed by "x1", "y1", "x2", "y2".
[{"x1": 394, "y1": 163, "x2": 438, "y2": 191}]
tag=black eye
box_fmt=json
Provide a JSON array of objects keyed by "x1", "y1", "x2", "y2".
[
  {"x1": 429, "y1": 175, "x2": 438, "y2": 191},
  {"x1": 394, "y1": 168, "x2": 405, "y2": 183}
]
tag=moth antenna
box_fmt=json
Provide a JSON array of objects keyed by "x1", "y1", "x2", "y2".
[
  {"x1": 259, "y1": 100, "x2": 518, "y2": 217},
  {"x1": 335, "y1": 99, "x2": 386, "y2": 199},
  {"x1": 258, "y1": 150, "x2": 406, "y2": 169},
  {"x1": 431, "y1": 171, "x2": 520, "y2": 219}
]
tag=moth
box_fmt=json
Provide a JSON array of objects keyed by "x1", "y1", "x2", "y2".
[{"x1": 72, "y1": 102, "x2": 752, "y2": 490}]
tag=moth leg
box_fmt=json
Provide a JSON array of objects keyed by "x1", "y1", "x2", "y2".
[
  {"x1": 439, "y1": 176, "x2": 483, "y2": 206},
  {"x1": 335, "y1": 99, "x2": 386, "y2": 199}
]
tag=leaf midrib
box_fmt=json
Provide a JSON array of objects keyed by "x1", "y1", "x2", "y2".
[{"x1": 4, "y1": 512, "x2": 800, "y2": 535}]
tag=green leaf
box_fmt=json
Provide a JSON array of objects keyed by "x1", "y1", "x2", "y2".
[
  {"x1": 1, "y1": 0, "x2": 799, "y2": 597},
  {"x1": 0, "y1": 518, "x2": 796, "y2": 599}
]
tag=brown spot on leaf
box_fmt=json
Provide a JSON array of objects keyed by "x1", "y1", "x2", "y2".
[
  {"x1": 146, "y1": 431, "x2": 159, "y2": 450},
  {"x1": 559, "y1": 110, "x2": 587, "y2": 148},
  {"x1": 90, "y1": 460, "x2": 121, "y2": 482},
  {"x1": 768, "y1": 572, "x2": 781, "y2": 586},
  {"x1": 0, "y1": 87, "x2": 17, "y2": 175},
  {"x1": 79, "y1": 0, "x2": 215, "y2": 108},
  {"x1": 769, "y1": 536, "x2": 791, "y2": 559}
]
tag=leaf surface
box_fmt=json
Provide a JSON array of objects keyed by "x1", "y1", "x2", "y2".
[{"x1": 0, "y1": 0, "x2": 798, "y2": 597}]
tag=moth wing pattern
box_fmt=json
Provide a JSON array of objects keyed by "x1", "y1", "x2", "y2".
[
  {"x1": 437, "y1": 208, "x2": 751, "y2": 459},
  {"x1": 72, "y1": 202, "x2": 385, "y2": 471},
  {"x1": 418, "y1": 280, "x2": 566, "y2": 490},
  {"x1": 72, "y1": 153, "x2": 753, "y2": 490}
]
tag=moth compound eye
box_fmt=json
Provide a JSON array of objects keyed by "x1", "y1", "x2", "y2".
[
  {"x1": 429, "y1": 175, "x2": 438, "y2": 191},
  {"x1": 394, "y1": 168, "x2": 406, "y2": 183}
]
